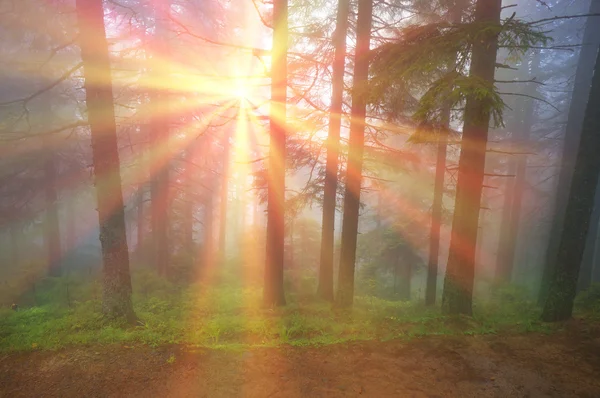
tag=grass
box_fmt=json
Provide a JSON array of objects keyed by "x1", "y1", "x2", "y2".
[{"x1": 0, "y1": 268, "x2": 586, "y2": 353}]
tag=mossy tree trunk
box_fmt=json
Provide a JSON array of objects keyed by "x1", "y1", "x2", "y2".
[
  {"x1": 441, "y1": 0, "x2": 501, "y2": 316},
  {"x1": 317, "y1": 0, "x2": 351, "y2": 303},
  {"x1": 542, "y1": 44, "x2": 600, "y2": 322},
  {"x1": 263, "y1": 0, "x2": 288, "y2": 307},
  {"x1": 336, "y1": 0, "x2": 373, "y2": 308},
  {"x1": 76, "y1": 0, "x2": 135, "y2": 323}
]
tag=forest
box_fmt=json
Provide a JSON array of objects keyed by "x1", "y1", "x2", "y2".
[{"x1": 1, "y1": 0, "x2": 600, "y2": 396}]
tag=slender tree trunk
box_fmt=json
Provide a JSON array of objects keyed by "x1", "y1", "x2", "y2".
[
  {"x1": 149, "y1": 0, "x2": 170, "y2": 277},
  {"x1": 398, "y1": 257, "x2": 411, "y2": 301},
  {"x1": 497, "y1": 54, "x2": 539, "y2": 282},
  {"x1": 183, "y1": 146, "x2": 195, "y2": 255},
  {"x1": 336, "y1": 0, "x2": 373, "y2": 308},
  {"x1": 136, "y1": 185, "x2": 144, "y2": 255},
  {"x1": 541, "y1": 45, "x2": 600, "y2": 322},
  {"x1": 441, "y1": 0, "x2": 501, "y2": 316},
  {"x1": 219, "y1": 128, "x2": 231, "y2": 260},
  {"x1": 538, "y1": 1, "x2": 600, "y2": 304},
  {"x1": 44, "y1": 145, "x2": 62, "y2": 277},
  {"x1": 317, "y1": 0, "x2": 351, "y2": 302},
  {"x1": 426, "y1": 124, "x2": 448, "y2": 305},
  {"x1": 76, "y1": 0, "x2": 135, "y2": 322},
  {"x1": 425, "y1": 0, "x2": 465, "y2": 306},
  {"x1": 495, "y1": 153, "x2": 517, "y2": 281},
  {"x1": 263, "y1": 0, "x2": 288, "y2": 307}
]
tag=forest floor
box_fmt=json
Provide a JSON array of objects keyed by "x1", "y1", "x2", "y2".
[{"x1": 2, "y1": 318, "x2": 600, "y2": 398}]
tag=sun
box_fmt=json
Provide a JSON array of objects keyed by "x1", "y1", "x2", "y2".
[{"x1": 232, "y1": 80, "x2": 250, "y2": 101}]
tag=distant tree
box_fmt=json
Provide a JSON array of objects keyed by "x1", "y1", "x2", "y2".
[
  {"x1": 336, "y1": 0, "x2": 373, "y2": 308},
  {"x1": 76, "y1": 0, "x2": 135, "y2": 322},
  {"x1": 542, "y1": 38, "x2": 600, "y2": 322}
]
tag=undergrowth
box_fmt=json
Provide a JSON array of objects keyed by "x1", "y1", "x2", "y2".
[{"x1": 0, "y1": 268, "x2": 590, "y2": 353}]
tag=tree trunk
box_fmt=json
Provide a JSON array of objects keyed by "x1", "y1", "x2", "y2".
[
  {"x1": 263, "y1": 0, "x2": 288, "y2": 307},
  {"x1": 219, "y1": 128, "x2": 231, "y2": 261},
  {"x1": 136, "y1": 185, "x2": 144, "y2": 256},
  {"x1": 541, "y1": 44, "x2": 600, "y2": 322},
  {"x1": 495, "y1": 153, "x2": 517, "y2": 281},
  {"x1": 497, "y1": 53, "x2": 539, "y2": 282},
  {"x1": 398, "y1": 258, "x2": 411, "y2": 301},
  {"x1": 149, "y1": 0, "x2": 170, "y2": 277},
  {"x1": 441, "y1": 0, "x2": 501, "y2": 316},
  {"x1": 538, "y1": 0, "x2": 600, "y2": 305},
  {"x1": 183, "y1": 146, "x2": 195, "y2": 255},
  {"x1": 425, "y1": 0, "x2": 466, "y2": 306},
  {"x1": 44, "y1": 145, "x2": 62, "y2": 277},
  {"x1": 426, "y1": 123, "x2": 448, "y2": 305},
  {"x1": 317, "y1": 0, "x2": 350, "y2": 302},
  {"x1": 76, "y1": 0, "x2": 135, "y2": 322},
  {"x1": 336, "y1": 0, "x2": 373, "y2": 308}
]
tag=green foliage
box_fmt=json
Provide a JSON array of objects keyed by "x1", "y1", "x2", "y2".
[
  {"x1": 0, "y1": 266, "x2": 573, "y2": 352},
  {"x1": 368, "y1": 15, "x2": 550, "y2": 128}
]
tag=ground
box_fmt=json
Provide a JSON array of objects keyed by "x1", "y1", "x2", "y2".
[{"x1": 2, "y1": 319, "x2": 599, "y2": 398}]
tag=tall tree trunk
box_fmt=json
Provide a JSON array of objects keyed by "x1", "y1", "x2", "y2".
[
  {"x1": 538, "y1": 1, "x2": 600, "y2": 304},
  {"x1": 76, "y1": 0, "x2": 135, "y2": 322},
  {"x1": 317, "y1": 0, "x2": 350, "y2": 302},
  {"x1": 219, "y1": 128, "x2": 231, "y2": 260},
  {"x1": 541, "y1": 45, "x2": 600, "y2": 322},
  {"x1": 44, "y1": 144, "x2": 62, "y2": 277},
  {"x1": 263, "y1": 0, "x2": 288, "y2": 307},
  {"x1": 496, "y1": 52, "x2": 539, "y2": 282},
  {"x1": 336, "y1": 0, "x2": 373, "y2": 308},
  {"x1": 136, "y1": 185, "x2": 144, "y2": 256},
  {"x1": 183, "y1": 146, "x2": 195, "y2": 255},
  {"x1": 495, "y1": 152, "x2": 517, "y2": 281},
  {"x1": 398, "y1": 256, "x2": 411, "y2": 301},
  {"x1": 149, "y1": 0, "x2": 170, "y2": 277},
  {"x1": 441, "y1": 0, "x2": 501, "y2": 316},
  {"x1": 425, "y1": 0, "x2": 465, "y2": 306}
]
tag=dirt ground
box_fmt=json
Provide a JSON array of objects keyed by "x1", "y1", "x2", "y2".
[{"x1": 2, "y1": 320, "x2": 600, "y2": 398}]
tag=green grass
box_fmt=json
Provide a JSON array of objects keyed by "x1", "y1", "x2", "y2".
[{"x1": 0, "y1": 270, "x2": 585, "y2": 353}]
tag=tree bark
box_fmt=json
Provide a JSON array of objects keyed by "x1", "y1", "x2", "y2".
[
  {"x1": 496, "y1": 52, "x2": 539, "y2": 282},
  {"x1": 149, "y1": 0, "x2": 171, "y2": 277},
  {"x1": 541, "y1": 44, "x2": 600, "y2": 322},
  {"x1": 263, "y1": 0, "x2": 288, "y2": 307},
  {"x1": 336, "y1": 0, "x2": 373, "y2": 308},
  {"x1": 441, "y1": 0, "x2": 501, "y2": 316},
  {"x1": 425, "y1": 0, "x2": 465, "y2": 306},
  {"x1": 76, "y1": 0, "x2": 135, "y2": 322},
  {"x1": 43, "y1": 146, "x2": 62, "y2": 277},
  {"x1": 317, "y1": 0, "x2": 351, "y2": 302},
  {"x1": 538, "y1": 0, "x2": 600, "y2": 304},
  {"x1": 219, "y1": 128, "x2": 231, "y2": 260}
]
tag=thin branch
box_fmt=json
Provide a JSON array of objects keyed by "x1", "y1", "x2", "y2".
[{"x1": 0, "y1": 62, "x2": 83, "y2": 107}]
